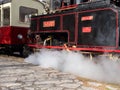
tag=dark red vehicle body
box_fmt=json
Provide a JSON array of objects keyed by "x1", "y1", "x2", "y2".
[
  {"x1": 0, "y1": 26, "x2": 29, "y2": 55},
  {"x1": 0, "y1": 26, "x2": 28, "y2": 45}
]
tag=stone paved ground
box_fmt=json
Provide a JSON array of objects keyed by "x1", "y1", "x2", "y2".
[{"x1": 0, "y1": 55, "x2": 120, "y2": 90}]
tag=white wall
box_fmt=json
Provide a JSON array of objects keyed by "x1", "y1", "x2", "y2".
[{"x1": 11, "y1": 0, "x2": 44, "y2": 27}]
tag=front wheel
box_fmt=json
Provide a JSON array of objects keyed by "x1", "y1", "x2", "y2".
[{"x1": 20, "y1": 45, "x2": 33, "y2": 58}]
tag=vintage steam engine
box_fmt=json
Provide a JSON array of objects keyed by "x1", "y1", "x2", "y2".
[{"x1": 28, "y1": 0, "x2": 120, "y2": 58}]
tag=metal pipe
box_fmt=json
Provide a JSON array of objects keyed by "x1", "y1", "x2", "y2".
[{"x1": 43, "y1": 37, "x2": 52, "y2": 46}]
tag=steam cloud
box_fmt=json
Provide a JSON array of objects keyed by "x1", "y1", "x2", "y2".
[{"x1": 25, "y1": 49, "x2": 120, "y2": 84}]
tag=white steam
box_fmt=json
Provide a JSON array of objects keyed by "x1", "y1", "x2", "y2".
[{"x1": 25, "y1": 49, "x2": 120, "y2": 84}]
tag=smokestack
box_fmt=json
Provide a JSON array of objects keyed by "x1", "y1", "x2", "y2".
[
  {"x1": 50, "y1": 0, "x2": 61, "y2": 10},
  {"x1": 50, "y1": 0, "x2": 53, "y2": 10}
]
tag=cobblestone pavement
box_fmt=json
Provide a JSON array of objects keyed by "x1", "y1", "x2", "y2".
[{"x1": 0, "y1": 55, "x2": 120, "y2": 90}]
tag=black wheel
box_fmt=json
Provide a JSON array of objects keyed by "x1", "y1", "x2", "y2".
[{"x1": 21, "y1": 45, "x2": 33, "y2": 58}]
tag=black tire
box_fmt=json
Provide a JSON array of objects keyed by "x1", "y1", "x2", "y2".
[{"x1": 21, "y1": 45, "x2": 33, "y2": 58}]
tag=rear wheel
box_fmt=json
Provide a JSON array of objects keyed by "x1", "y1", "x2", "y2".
[{"x1": 5, "y1": 46, "x2": 13, "y2": 56}]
